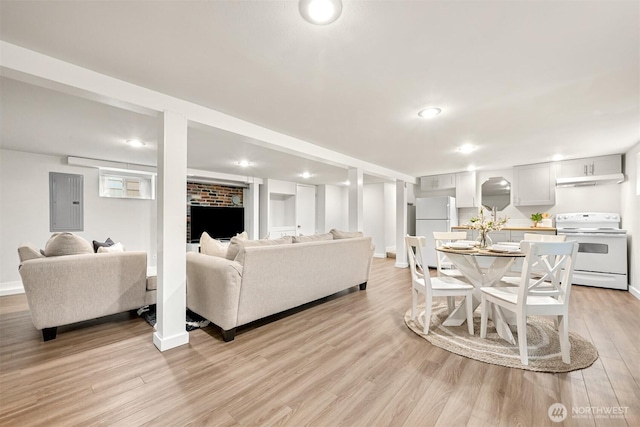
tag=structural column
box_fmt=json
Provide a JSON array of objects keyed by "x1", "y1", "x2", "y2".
[
  {"x1": 395, "y1": 179, "x2": 408, "y2": 268},
  {"x1": 348, "y1": 168, "x2": 364, "y2": 231},
  {"x1": 246, "y1": 182, "x2": 260, "y2": 240},
  {"x1": 154, "y1": 110, "x2": 189, "y2": 352}
]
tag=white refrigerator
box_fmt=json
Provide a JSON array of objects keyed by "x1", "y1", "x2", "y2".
[{"x1": 415, "y1": 196, "x2": 458, "y2": 268}]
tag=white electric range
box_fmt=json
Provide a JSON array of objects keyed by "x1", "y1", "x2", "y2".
[{"x1": 556, "y1": 212, "x2": 628, "y2": 290}]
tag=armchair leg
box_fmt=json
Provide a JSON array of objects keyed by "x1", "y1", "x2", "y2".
[
  {"x1": 222, "y1": 328, "x2": 236, "y2": 342},
  {"x1": 359, "y1": 282, "x2": 367, "y2": 290},
  {"x1": 42, "y1": 327, "x2": 57, "y2": 342}
]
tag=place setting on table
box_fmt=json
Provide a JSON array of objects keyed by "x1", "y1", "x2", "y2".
[{"x1": 403, "y1": 208, "x2": 599, "y2": 373}]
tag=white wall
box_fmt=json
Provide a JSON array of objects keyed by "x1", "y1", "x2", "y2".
[
  {"x1": 621, "y1": 143, "x2": 640, "y2": 297},
  {"x1": 317, "y1": 184, "x2": 348, "y2": 233},
  {"x1": 384, "y1": 182, "x2": 396, "y2": 252},
  {"x1": 363, "y1": 183, "x2": 386, "y2": 257},
  {"x1": 0, "y1": 149, "x2": 156, "y2": 294}
]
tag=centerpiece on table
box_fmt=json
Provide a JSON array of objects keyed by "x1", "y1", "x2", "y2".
[{"x1": 467, "y1": 207, "x2": 509, "y2": 249}]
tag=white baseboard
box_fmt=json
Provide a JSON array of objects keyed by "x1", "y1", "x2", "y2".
[
  {"x1": 0, "y1": 281, "x2": 24, "y2": 296},
  {"x1": 153, "y1": 330, "x2": 189, "y2": 352},
  {"x1": 373, "y1": 253, "x2": 387, "y2": 258},
  {"x1": 395, "y1": 261, "x2": 408, "y2": 268},
  {"x1": 385, "y1": 246, "x2": 396, "y2": 253},
  {"x1": 629, "y1": 285, "x2": 640, "y2": 301}
]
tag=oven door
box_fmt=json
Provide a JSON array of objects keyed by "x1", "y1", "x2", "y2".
[{"x1": 559, "y1": 233, "x2": 627, "y2": 274}]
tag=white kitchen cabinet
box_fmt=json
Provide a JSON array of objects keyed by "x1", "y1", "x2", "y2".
[
  {"x1": 455, "y1": 171, "x2": 477, "y2": 208},
  {"x1": 513, "y1": 163, "x2": 556, "y2": 206},
  {"x1": 556, "y1": 154, "x2": 621, "y2": 178},
  {"x1": 420, "y1": 173, "x2": 456, "y2": 190}
]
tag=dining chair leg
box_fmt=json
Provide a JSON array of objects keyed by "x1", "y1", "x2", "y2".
[
  {"x1": 480, "y1": 296, "x2": 489, "y2": 339},
  {"x1": 557, "y1": 314, "x2": 571, "y2": 364},
  {"x1": 465, "y1": 295, "x2": 474, "y2": 335},
  {"x1": 516, "y1": 312, "x2": 528, "y2": 365},
  {"x1": 423, "y1": 293, "x2": 433, "y2": 334},
  {"x1": 411, "y1": 287, "x2": 418, "y2": 321}
]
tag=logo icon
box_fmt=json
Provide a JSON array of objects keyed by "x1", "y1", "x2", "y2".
[{"x1": 548, "y1": 403, "x2": 568, "y2": 422}]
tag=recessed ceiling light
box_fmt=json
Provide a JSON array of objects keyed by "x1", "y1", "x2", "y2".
[
  {"x1": 418, "y1": 107, "x2": 442, "y2": 119},
  {"x1": 301, "y1": 172, "x2": 312, "y2": 179},
  {"x1": 237, "y1": 160, "x2": 251, "y2": 167},
  {"x1": 299, "y1": 0, "x2": 343, "y2": 25},
  {"x1": 552, "y1": 154, "x2": 564, "y2": 161},
  {"x1": 126, "y1": 139, "x2": 145, "y2": 148},
  {"x1": 457, "y1": 144, "x2": 476, "y2": 154}
]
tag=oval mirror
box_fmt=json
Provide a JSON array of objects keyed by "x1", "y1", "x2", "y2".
[{"x1": 481, "y1": 177, "x2": 511, "y2": 211}]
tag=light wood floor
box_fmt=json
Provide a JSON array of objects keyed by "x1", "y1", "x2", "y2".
[{"x1": 1, "y1": 258, "x2": 639, "y2": 426}]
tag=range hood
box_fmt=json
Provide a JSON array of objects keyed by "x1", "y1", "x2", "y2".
[{"x1": 556, "y1": 173, "x2": 624, "y2": 187}]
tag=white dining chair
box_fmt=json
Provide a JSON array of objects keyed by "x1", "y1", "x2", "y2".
[
  {"x1": 433, "y1": 231, "x2": 469, "y2": 280},
  {"x1": 405, "y1": 235, "x2": 475, "y2": 335},
  {"x1": 480, "y1": 241, "x2": 579, "y2": 365},
  {"x1": 501, "y1": 233, "x2": 568, "y2": 286}
]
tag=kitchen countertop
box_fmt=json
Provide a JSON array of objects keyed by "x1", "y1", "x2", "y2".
[{"x1": 452, "y1": 226, "x2": 557, "y2": 232}]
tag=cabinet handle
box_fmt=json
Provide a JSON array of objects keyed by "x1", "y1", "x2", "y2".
[
  {"x1": 590, "y1": 163, "x2": 595, "y2": 175},
  {"x1": 583, "y1": 164, "x2": 587, "y2": 175}
]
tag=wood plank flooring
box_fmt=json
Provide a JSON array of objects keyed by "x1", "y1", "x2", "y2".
[{"x1": 1, "y1": 258, "x2": 639, "y2": 426}]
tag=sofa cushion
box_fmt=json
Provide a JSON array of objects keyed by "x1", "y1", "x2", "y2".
[
  {"x1": 17, "y1": 244, "x2": 46, "y2": 263},
  {"x1": 225, "y1": 232, "x2": 250, "y2": 260},
  {"x1": 234, "y1": 236, "x2": 293, "y2": 264},
  {"x1": 97, "y1": 242, "x2": 125, "y2": 253},
  {"x1": 200, "y1": 232, "x2": 227, "y2": 258},
  {"x1": 330, "y1": 229, "x2": 364, "y2": 239},
  {"x1": 293, "y1": 233, "x2": 334, "y2": 243},
  {"x1": 44, "y1": 233, "x2": 94, "y2": 257},
  {"x1": 93, "y1": 237, "x2": 115, "y2": 253}
]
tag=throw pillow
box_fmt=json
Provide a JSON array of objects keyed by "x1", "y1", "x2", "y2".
[
  {"x1": 225, "y1": 232, "x2": 249, "y2": 260},
  {"x1": 293, "y1": 233, "x2": 334, "y2": 243},
  {"x1": 17, "y1": 244, "x2": 46, "y2": 262},
  {"x1": 200, "y1": 232, "x2": 227, "y2": 258},
  {"x1": 329, "y1": 229, "x2": 364, "y2": 239},
  {"x1": 44, "y1": 233, "x2": 94, "y2": 257},
  {"x1": 97, "y1": 242, "x2": 124, "y2": 253},
  {"x1": 93, "y1": 237, "x2": 115, "y2": 253},
  {"x1": 234, "y1": 236, "x2": 293, "y2": 264}
]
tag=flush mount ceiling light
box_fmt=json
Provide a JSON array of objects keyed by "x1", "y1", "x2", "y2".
[
  {"x1": 457, "y1": 144, "x2": 476, "y2": 154},
  {"x1": 299, "y1": 0, "x2": 343, "y2": 25},
  {"x1": 237, "y1": 160, "x2": 251, "y2": 167},
  {"x1": 301, "y1": 172, "x2": 312, "y2": 179},
  {"x1": 126, "y1": 139, "x2": 145, "y2": 148},
  {"x1": 418, "y1": 107, "x2": 442, "y2": 119}
]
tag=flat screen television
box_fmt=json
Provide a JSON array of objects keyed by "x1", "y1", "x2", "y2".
[{"x1": 190, "y1": 206, "x2": 244, "y2": 242}]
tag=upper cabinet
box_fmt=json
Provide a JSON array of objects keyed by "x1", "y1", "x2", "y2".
[
  {"x1": 455, "y1": 171, "x2": 477, "y2": 208},
  {"x1": 420, "y1": 173, "x2": 456, "y2": 190},
  {"x1": 513, "y1": 162, "x2": 556, "y2": 206},
  {"x1": 556, "y1": 154, "x2": 622, "y2": 178}
]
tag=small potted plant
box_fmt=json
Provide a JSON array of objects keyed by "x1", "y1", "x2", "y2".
[{"x1": 531, "y1": 212, "x2": 543, "y2": 227}]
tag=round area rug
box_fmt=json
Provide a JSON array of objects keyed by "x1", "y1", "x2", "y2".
[{"x1": 404, "y1": 303, "x2": 598, "y2": 372}]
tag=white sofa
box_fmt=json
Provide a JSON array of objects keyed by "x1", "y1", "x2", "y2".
[
  {"x1": 186, "y1": 236, "x2": 374, "y2": 341},
  {"x1": 18, "y1": 233, "x2": 157, "y2": 341}
]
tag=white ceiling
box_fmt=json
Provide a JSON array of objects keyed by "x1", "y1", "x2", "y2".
[{"x1": 1, "y1": 1, "x2": 638, "y2": 183}]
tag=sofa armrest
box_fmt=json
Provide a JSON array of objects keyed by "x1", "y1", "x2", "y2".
[
  {"x1": 18, "y1": 251, "x2": 147, "y2": 329},
  {"x1": 186, "y1": 252, "x2": 243, "y2": 331}
]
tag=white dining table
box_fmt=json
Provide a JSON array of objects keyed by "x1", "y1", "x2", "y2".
[{"x1": 436, "y1": 246, "x2": 526, "y2": 344}]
